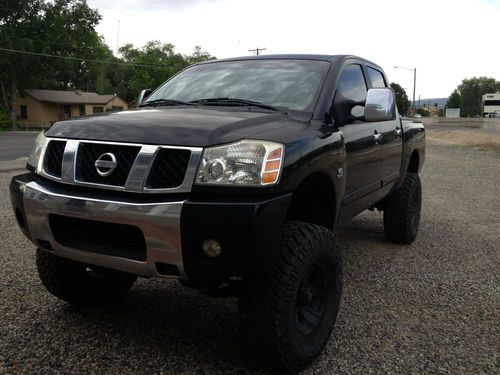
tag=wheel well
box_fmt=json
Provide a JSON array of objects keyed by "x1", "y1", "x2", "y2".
[
  {"x1": 408, "y1": 151, "x2": 419, "y2": 173},
  {"x1": 286, "y1": 173, "x2": 336, "y2": 229}
]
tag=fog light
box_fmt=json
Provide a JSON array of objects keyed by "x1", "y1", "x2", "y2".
[{"x1": 202, "y1": 239, "x2": 222, "y2": 258}]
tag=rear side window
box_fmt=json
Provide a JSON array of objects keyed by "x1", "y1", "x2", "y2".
[{"x1": 367, "y1": 67, "x2": 386, "y2": 88}]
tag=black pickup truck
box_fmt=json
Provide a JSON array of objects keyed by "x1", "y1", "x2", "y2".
[{"x1": 10, "y1": 55, "x2": 424, "y2": 372}]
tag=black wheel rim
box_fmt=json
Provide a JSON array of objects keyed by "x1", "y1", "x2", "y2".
[{"x1": 294, "y1": 261, "x2": 328, "y2": 336}]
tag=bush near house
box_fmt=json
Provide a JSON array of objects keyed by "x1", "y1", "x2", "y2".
[{"x1": 0, "y1": 110, "x2": 11, "y2": 131}]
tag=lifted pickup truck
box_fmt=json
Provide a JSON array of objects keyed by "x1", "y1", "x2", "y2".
[{"x1": 10, "y1": 55, "x2": 424, "y2": 372}]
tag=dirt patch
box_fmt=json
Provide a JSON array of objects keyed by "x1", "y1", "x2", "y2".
[{"x1": 426, "y1": 127, "x2": 500, "y2": 152}]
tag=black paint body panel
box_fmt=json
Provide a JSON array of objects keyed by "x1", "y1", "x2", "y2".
[{"x1": 181, "y1": 194, "x2": 292, "y2": 281}]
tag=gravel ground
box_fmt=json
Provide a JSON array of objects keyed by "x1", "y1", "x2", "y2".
[
  {"x1": 0, "y1": 138, "x2": 498, "y2": 374},
  {"x1": 425, "y1": 124, "x2": 500, "y2": 152}
]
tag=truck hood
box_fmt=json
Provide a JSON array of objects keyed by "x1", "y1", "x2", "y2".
[{"x1": 46, "y1": 107, "x2": 300, "y2": 147}]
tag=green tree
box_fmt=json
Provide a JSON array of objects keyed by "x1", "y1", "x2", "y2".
[
  {"x1": 116, "y1": 41, "x2": 187, "y2": 103},
  {"x1": 0, "y1": 0, "x2": 110, "y2": 129},
  {"x1": 186, "y1": 46, "x2": 216, "y2": 65},
  {"x1": 390, "y1": 82, "x2": 410, "y2": 116},
  {"x1": 454, "y1": 77, "x2": 500, "y2": 117},
  {"x1": 41, "y1": 0, "x2": 113, "y2": 91},
  {"x1": 0, "y1": 0, "x2": 217, "y2": 126},
  {"x1": 446, "y1": 89, "x2": 462, "y2": 109},
  {"x1": 114, "y1": 42, "x2": 215, "y2": 103},
  {"x1": 0, "y1": 0, "x2": 45, "y2": 129}
]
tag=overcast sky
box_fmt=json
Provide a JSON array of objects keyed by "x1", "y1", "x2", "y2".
[{"x1": 87, "y1": 0, "x2": 500, "y2": 99}]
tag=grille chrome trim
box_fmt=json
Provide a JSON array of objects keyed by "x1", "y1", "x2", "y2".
[
  {"x1": 125, "y1": 145, "x2": 158, "y2": 191},
  {"x1": 61, "y1": 140, "x2": 78, "y2": 183},
  {"x1": 37, "y1": 138, "x2": 203, "y2": 194}
]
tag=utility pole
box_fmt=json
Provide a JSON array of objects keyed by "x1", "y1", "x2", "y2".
[
  {"x1": 116, "y1": 20, "x2": 120, "y2": 52},
  {"x1": 394, "y1": 66, "x2": 417, "y2": 115},
  {"x1": 248, "y1": 47, "x2": 266, "y2": 55}
]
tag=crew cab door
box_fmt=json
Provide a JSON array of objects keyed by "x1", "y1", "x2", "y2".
[
  {"x1": 333, "y1": 64, "x2": 382, "y2": 204},
  {"x1": 365, "y1": 66, "x2": 403, "y2": 185}
]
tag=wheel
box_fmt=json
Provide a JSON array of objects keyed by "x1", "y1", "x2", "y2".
[
  {"x1": 239, "y1": 222, "x2": 343, "y2": 372},
  {"x1": 383, "y1": 172, "x2": 422, "y2": 244},
  {"x1": 36, "y1": 249, "x2": 138, "y2": 306}
]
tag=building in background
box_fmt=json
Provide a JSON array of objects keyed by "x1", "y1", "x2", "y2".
[
  {"x1": 17, "y1": 89, "x2": 129, "y2": 127},
  {"x1": 482, "y1": 93, "x2": 500, "y2": 118},
  {"x1": 445, "y1": 108, "x2": 460, "y2": 118}
]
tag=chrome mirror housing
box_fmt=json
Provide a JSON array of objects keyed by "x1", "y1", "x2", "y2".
[
  {"x1": 364, "y1": 88, "x2": 395, "y2": 121},
  {"x1": 136, "y1": 89, "x2": 152, "y2": 107}
]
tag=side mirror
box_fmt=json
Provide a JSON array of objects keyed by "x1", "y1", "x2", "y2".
[
  {"x1": 364, "y1": 88, "x2": 395, "y2": 122},
  {"x1": 136, "y1": 89, "x2": 152, "y2": 107}
]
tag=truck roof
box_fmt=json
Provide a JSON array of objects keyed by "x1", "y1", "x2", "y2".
[{"x1": 197, "y1": 54, "x2": 383, "y2": 70}]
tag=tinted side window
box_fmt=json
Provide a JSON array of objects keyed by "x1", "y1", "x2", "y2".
[
  {"x1": 337, "y1": 64, "x2": 367, "y2": 102},
  {"x1": 367, "y1": 67, "x2": 386, "y2": 88},
  {"x1": 334, "y1": 64, "x2": 367, "y2": 125}
]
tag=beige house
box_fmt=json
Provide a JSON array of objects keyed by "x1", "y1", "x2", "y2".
[{"x1": 17, "y1": 89, "x2": 129, "y2": 127}]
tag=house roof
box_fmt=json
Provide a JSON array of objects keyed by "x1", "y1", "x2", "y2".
[{"x1": 27, "y1": 89, "x2": 116, "y2": 104}]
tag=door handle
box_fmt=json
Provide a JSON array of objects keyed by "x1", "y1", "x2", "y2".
[
  {"x1": 394, "y1": 127, "x2": 402, "y2": 136},
  {"x1": 373, "y1": 130, "x2": 382, "y2": 142}
]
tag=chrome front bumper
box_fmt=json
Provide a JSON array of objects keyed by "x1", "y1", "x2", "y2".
[{"x1": 16, "y1": 177, "x2": 187, "y2": 279}]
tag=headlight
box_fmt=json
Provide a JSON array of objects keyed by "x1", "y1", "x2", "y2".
[
  {"x1": 196, "y1": 140, "x2": 284, "y2": 186},
  {"x1": 27, "y1": 131, "x2": 46, "y2": 169}
]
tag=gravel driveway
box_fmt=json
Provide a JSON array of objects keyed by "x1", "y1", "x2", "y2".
[{"x1": 0, "y1": 139, "x2": 498, "y2": 374}]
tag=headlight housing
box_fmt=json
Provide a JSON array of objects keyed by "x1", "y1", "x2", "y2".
[
  {"x1": 196, "y1": 140, "x2": 284, "y2": 186},
  {"x1": 27, "y1": 131, "x2": 46, "y2": 170}
]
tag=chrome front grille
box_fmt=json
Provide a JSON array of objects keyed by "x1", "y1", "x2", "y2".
[
  {"x1": 75, "y1": 142, "x2": 141, "y2": 187},
  {"x1": 39, "y1": 138, "x2": 202, "y2": 193}
]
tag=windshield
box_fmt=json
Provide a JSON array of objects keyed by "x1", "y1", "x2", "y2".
[{"x1": 145, "y1": 59, "x2": 331, "y2": 111}]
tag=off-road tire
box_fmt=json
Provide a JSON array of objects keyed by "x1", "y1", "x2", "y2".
[
  {"x1": 239, "y1": 221, "x2": 342, "y2": 372},
  {"x1": 36, "y1": 249, "x2": 137, "y2": 306},
  {"x1": 383, "y1": 172, "x2": 422, "y2": 244}
]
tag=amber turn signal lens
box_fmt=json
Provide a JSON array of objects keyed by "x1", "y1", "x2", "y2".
[
  {"x1": 264, "y1": 160, "x2": 280, "y2": 172},
  {"x1": 268, "y1": 148, "x2": 282, "y2": 159},
  {"x1": 262, "y1": 171, "x2": 279, "y2": 184}
]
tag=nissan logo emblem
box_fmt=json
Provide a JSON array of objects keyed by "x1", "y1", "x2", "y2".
[{"x1": 95, "y1": 152, "x2": 117, "y2": 177}]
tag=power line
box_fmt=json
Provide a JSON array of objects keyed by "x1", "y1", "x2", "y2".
[
  {"x1": 248, "y1": 47, "x2": 266, "y2": 56},
  {"x1": 0, "y1": 47, "x2": 183, "y2": 71}
]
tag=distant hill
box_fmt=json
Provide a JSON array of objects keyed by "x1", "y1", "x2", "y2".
[{"x1": 412, "y1": 98, "x2": 448, "y2": 107}]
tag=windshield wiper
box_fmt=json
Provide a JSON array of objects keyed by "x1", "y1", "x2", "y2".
[
  {"x1": 139, "y1": 98, "x2": 198, "y2": 107},
  {"x1": 190, "y1": 97, "x2": 284, "y2": 112}
]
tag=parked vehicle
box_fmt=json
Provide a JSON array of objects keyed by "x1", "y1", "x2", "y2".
[{"x1": 10, "y1": 55, "x2": 425, "y2": 372}]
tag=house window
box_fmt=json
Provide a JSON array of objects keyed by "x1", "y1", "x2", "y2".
[
  {"x1": 111, "y1": 106, "x2": 123, "y2": 111},
  {"x1": 79, "y1": 105, "x2": 86, "y2": 116},
  {"x1": 20, "y1": 105, "x2": 28, "y2": 119},
  {"x1": 93, "y1": 106, "x2": 104, "y2": 113}
]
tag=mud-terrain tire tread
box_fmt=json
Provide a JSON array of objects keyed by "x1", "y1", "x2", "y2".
[
  {"x1": 239, "y1": 221, "x2": 342, "y2": 372},
  {"x1": 36, "y1": 249, "x2": 137, "y2": 306},
  {"x1": 383, "y1": 172, "x2": 422, "y2": 244}
]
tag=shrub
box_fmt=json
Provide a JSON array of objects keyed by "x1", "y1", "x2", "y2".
[{"x1": 0, "y1": 110, "x2": 11, "y2": 130}]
